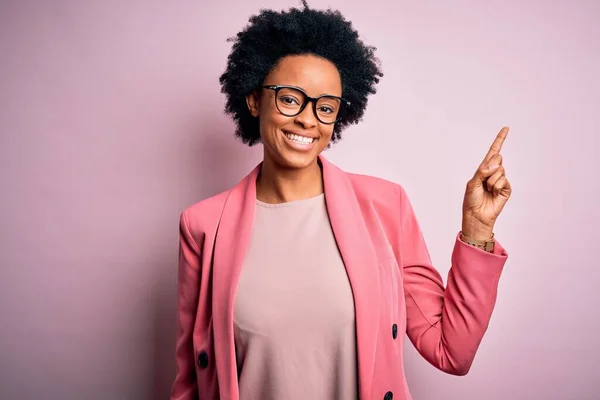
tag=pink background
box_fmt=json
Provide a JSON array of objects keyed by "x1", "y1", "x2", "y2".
[{"x1": 1, "y1": 1, "x2": 598, "y2": 399}]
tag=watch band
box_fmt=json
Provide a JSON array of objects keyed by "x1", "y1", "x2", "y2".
[{"x1": 460, "y1": 232, "x2": 495, "y2": 252}]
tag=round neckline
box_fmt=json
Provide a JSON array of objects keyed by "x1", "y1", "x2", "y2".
[{"x1": 256, "y1": 193, "x2": 325, "y2": 208}]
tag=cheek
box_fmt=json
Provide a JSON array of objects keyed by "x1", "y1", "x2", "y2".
[
  {"x1": 259, "y1": 110, "x2": 291, "y2": 136},
  {"x1": 320, "y1": 125, "x2": 335, "y2": 142}
]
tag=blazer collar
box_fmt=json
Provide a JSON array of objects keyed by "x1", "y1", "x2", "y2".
[{"x1": 212, "y1": 154, "x2": 381, "y2": 400}]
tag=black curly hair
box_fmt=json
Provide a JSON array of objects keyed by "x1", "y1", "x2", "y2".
[{"x1": 218, "y1": 0, "x2": 383, "y2": 146}]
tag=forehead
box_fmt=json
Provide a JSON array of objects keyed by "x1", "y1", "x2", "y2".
[{"x1": 265, "y1": 54, "x2": 342, "y2": 97}]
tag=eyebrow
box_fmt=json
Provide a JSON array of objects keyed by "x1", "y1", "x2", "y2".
[{"x1": 264, "y1": 84, "x2": 342, "y2": 98}]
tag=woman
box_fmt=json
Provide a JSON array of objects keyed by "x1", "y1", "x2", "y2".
[{"x1": 171, "y1": 2, "x2": 511, "y2": 400}]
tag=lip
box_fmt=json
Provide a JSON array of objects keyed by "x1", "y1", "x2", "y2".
[
  {"x1": 282, "y1": 130, "x2": 318, "y2": 139},
  {"x1": 281, "y1": 130, "x2": 318, "y2": 152}
]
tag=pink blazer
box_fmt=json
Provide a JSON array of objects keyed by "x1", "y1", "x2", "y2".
[{"x1": 170, "y1": 155, "x2": 508, "y2": 400}]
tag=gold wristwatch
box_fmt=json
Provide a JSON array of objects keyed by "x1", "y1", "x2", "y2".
[{"x1": 460, "y1": 232, "x2": 495, "y2": 253}]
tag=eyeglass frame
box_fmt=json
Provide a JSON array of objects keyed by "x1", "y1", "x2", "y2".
[{"x1": 261, "y1": 84, "x2": 351, "y2": 125}]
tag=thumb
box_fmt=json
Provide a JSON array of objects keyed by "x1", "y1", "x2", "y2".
[
  {"x1": 477, "y1": 162, "x2": 500, "y2": 180},
  {"x1": 476, "y1": 153, "x2": 502, "y2": 180},
  {"x1": 469, "y1": 162, "x2": 499, "y2": 190}
]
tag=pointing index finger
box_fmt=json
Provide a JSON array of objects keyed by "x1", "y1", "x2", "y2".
[{"x1": 484, "y1": 127, "x2": 509, "y2": 161}]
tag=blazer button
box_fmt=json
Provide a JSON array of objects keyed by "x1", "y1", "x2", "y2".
[
  {"x1": 197, "y1": 352, "x2": 209, "y2": 369},
  {"x1": 384, "y1": 391, "x2": 393, "y2": 400},
  {"x1": 392, "y1": 323, "x2": 398, "y2": 339}
]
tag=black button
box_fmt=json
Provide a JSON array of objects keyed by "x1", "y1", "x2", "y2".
[
  {"x1": 392, "y1": 323, "x2": 398, "y2": 339},
  {"x1": 197, "y1": 352, "x2": 209, "y2": 369},
  {"x1": 384, "y1": 391, "x2": 393, "y2": 400}
]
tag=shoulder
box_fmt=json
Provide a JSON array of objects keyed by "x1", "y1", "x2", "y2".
[
  {"x1": 180, "y1": 189, "x2": 231, "y2": 235},
  {"x1": 322, "y1": 156, "x2": 411, "y2": 206},
  {"x1": 345, "y1": 171, "x2": 408, "y2": 202},
  {"x1": 343, "y1": 171, "x2": 416, "y2": 227}
]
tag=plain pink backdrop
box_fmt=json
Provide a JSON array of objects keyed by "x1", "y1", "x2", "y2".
[{"x1": 1, "y1": 1, "x2": 598, "y2": 399}]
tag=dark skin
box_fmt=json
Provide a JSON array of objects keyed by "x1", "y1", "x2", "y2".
[
  {"x1": 247, "y1": 54, "x2": 512, "y2": 240},
  {"x1": 246, "y1": 54, "x2": 341, "y2": 204}
]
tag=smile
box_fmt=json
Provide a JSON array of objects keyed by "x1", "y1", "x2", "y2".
[{"x1": 284, "y1": 132, "x2": 316, "y2": 144}]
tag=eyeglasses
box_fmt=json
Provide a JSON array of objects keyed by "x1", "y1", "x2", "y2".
[{"x1": 261, "y1": 85, "x2": 350, "y2": 125}]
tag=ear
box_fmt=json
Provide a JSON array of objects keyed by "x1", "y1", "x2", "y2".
[{"x1": 246, "y1": 91, "x2": 260, "y2": 117}]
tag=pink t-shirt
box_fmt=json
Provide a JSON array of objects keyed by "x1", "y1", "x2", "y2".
[{"x1": 233, "y1": 193, "x2": 358, "y2": 400}]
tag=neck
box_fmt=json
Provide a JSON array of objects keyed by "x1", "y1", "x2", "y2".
[{"x1": 256, "y1": 156, "x2": 324, "y2": 204}]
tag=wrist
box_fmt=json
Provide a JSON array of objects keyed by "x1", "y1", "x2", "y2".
[
  {"x1": 461, "y1": 216, "x2": 494, "y2": 241},
  {"x1": 460, "y1": 231, "x2": 495, "y2": 252}
]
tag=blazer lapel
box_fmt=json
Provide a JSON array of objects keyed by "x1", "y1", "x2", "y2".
[
  {"x1": 211, "y1": 156, "x2": 381, "y2": 400},
  {"x1": 320, "y1": 155, "x2": 382, "y2": 400},
  {"x1": 212, "y1": 164, "x2": 260, "y2": 400}
]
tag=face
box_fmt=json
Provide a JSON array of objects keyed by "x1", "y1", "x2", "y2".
[{"x1": 246, "y1": 54, "x2": 342, "y2": 170}]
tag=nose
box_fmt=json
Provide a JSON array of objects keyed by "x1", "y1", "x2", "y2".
[{"x1": 293, "y1": 100, "x2": 318, "y2": 128}]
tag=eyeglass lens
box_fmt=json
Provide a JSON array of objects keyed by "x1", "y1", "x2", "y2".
[{"x1": 275, "y1": 87, "x2": 341, "y2": 124}]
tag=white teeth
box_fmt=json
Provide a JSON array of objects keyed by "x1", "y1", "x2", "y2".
[{"x1": 285, "y1": 133, "x2": 315, "y2": 144}]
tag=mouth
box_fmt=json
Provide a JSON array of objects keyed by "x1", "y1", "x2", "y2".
[{"x1": 282, "y1": 131, "x2": 317, "y2": 145}]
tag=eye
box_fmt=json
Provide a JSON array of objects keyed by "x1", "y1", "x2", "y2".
[
  {"x1": 318, "y1": 106, "x2": 335, "y2": 114},
  {"x1": 279, "y1": 96, "x2": 300, "y2": 105}
]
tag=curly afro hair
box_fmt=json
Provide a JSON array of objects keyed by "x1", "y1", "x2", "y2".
[{"x1": 219, "y1": 0, "x2": 383, "y2": 146}]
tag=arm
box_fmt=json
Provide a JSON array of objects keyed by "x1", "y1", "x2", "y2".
[
  {"x1": 171, "y1": 211, "x2": 203, "y2": 399},
  {"x1": 398, "y1": 186, "x2": 508, "y2": 375}
]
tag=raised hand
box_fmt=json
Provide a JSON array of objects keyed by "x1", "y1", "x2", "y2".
[{"x1": 461, "y1": 127, "x2": 512, "y2": 240}]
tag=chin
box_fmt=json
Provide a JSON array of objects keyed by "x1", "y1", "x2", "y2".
[{"x1": 276, "y1": 149, "x2": 319, "y2": 170}]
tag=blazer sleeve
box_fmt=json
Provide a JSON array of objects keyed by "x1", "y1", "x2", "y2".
[
  {"x1": 398, "y1": 186, "x2": 508, "y2": 375},
  {"x1": 170, "y1": 211, "x2": 203, "y2": 399}
]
